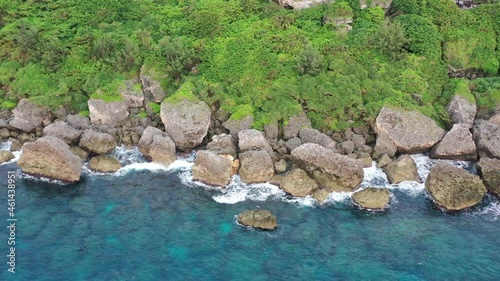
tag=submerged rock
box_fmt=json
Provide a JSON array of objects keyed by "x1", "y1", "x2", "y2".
[
  {"x1": 42, "y1": 121, "x2": 82, "y2": 144},
  {"x1": 18, "y1": 136, "x2": 82, "y2": 182},
  {"x1": 192, "y1": 150, "x2": 232, "y2": 186},
  {"x1": 384, "y1": 155, "x2": 419, "y2": 184},
  {"x1": 237, "y1": 210, "x2": 278, "y2": 231},
  {"x1": 79, "y1": 130, "x2": 117, "y2": 155},
  {"x1": 477, "y1": 158, "x2": 500, "y2": 197},
  {"x1": 10, "y1": 98, "x2": 51, "y2": 132},
  {"x1": 239, "y1": 150, "x2": 274, "y2": 184},
  {"x1": 281, "y1": 168, "x2": 318, "y2": 197},
  {"x1": 291, "y1": 143, "x2": 363, "y2": 192},
  {"x1": 88, "y1": 155, "x2": 122, "y2": 173},
  {"x1": 375, "y1": 107, "x2": 445, "y2": 153},
  {"x1": 0, "y1": 151, "x2": 15, "y2": 163},
  {"x1": 88, "y1": 99, "x2": 129, "y2": 127},
  {"x1": 431, "y1": 123, "x2": 476, "y2": 160},
  {"x1": 160, "y1": 99, "x2": 211, "y2": 151},
  {"x1": 352, "y1": 188, "x2": 390, "y2": 210},
  {"x1": 425, "y1": 162, "x2": 486, "y2": 211}
]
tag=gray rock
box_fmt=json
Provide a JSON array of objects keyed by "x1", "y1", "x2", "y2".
[
  {"x1": 239, "y1": 150, "x2": 274, "y2": 184},
  {"x1": 352, "y1": 134, "x2": 366, "y2": 149},
  {"x1": 10, "y1": 99, "x2": 51, "y2": 132},
  {"x1": 192, "y1": 150, "x2": 232, "y2": 186},
  {"x1": 149, "y1": 135, "x2": 176, "y2": 166},
  {"x1": 312, "y1": 188, "x2": 331, "y2": 204},
  {"x1": 88, "y1": 155, "x2": 122, "y2": 173},
  {"x1": 0, "y1": 128, "x2": 10, "y2": 139},
  {"x1": 10, "y1": 140, "x2": 22, "y2": 152},
  {"x1": 79, "y1": 130, "x2": 116, "y2": 154},
  {"x1": 490, "y1": 113, "x2": 500, "y2": 126},
  {"x1": 376, "y1": 153, "x2": 392, "y2": 168},
  {"x1": 384, "y1": 155, "x2": 419, "y2": 184},
  {"x1": 140, "y1": 65, "x2": 167, "y2": 103},
  {"x1": 274, "y1": 159, "x2": 288, "y2": 174},
  {"x1": 207, "y1": 133, "x2": 237, "y2": 158},
  {"x1": 431, "y1": 123, "x2": 477, "y2": 160},
  {"x1": 360, "y1": 0, "x2": 393, "y2": 10},
  {"x1": 284, "y1": 137, "x2": 302, "y2": 152},
  {"x1": 373, "y1": 133, "x2": 397, "y2": 159},
  {"x1": 283, "y1": 112, "x2": 311, "y2": 140},
  {"x1": 237, "y1": 210, "x2": 277, "y2": 231},
  {"x1": 222, "y1": 115, "x2": 253, "y2": 138},
  {"x1": 137, "y1": 126, "x2": 164, "y2": 157},
  {"x1": 275, "y1": 0, "x2": 332, "y2": 10},
  {"x1": 119, "y1": 79, "x2": 145, "y2": 108},
  {"x1": 66, "y1": 114, "x2": 90, "y2": 130},
  {"x1": 238, "y1": 129, "x2": 273, "y2": 157},
  {"x1": 264, "y1": 121, "x2": 279, "y2": 141},
  {"x1": 425, "y1": 162, "x2": 486, "y2": 211},
  {"x1": 447, "y1": 95, "x2": 476, "y2": 128},
  {"x1": 18, "y1": 136, "x2": 82, "y2": 182},
  {"x1": 88, "y1": 99, "x2": 129, "y2": 127},
  {"x1": 291, "y1": 143, "x2": 364, "y2": 192},
  {"x1": 160, "y1": 99, "x2": 211, "y2": 151},
  {"x1": 70, "y1": 146, "x2": 88, "y2": 160},
  {"x1": 0, "y1": 151, "x2": 15, "y2": 163},
  {"x1": 477, "y1": 158, "x2": 500, "y2": 197},
  {"x1": 375, "y1": 106, "x2": 445, "y2": 153},
  {"x1": 473, "y1": 120, "x2": 500, "y2": 159},
  {"x1": 281, "y1": 168, "x2": 318, "y2": 197},
  {"x1": 299, "y1": 128, "x2": 336, "y2": 150},
  {"x1": 352, "y1": 188, "x2": 391, "y2": 210},
  {"x1": 338, "y1": 140, "x2": 355, "y2": 155},
  {"x1": 43, "y1": 121, "x2": 82, "y2": 144}
]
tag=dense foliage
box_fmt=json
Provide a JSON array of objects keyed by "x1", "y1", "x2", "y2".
[{"x1": 0, "y1": 0, "x2": 499, "y2": 130}]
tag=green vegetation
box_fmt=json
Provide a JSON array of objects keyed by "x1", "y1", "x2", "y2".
[
  {"x1": 0, "y1": 0, "x2": 499, "y2": 130},
  {"x1": 148, "y1": 103, "x2": 161, "y2": 115}
]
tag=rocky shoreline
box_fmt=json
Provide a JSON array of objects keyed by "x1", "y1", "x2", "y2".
[{"x1": 1, "y1": 84, "x2": 499, "y2": 214}]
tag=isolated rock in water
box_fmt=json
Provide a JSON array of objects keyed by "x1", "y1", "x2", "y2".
[
  {"x1": 384, "y1": 155, "x2": 419, "y2": 184},
  {"x1": 160, "y1": 99, "x2": 211, "y2": 151},
  {"x1": 291, "y1": 143, "x2": 364, "y2": 192},
  {"x1": 352, "y1": 188, "x2": 390, "y2": 210},
  {"x1": 0, "y1": 151, "x2": 15, "y2": 163},
  {"x1": 223, "y1": 115, "x2": 253, "y2": 137},
  {"x1": 431, "y1": 123, "x2": 477, "y2": 160},
  {"x1": 10, "y1": 98, "x2": 51, "y2": 132},
  {"x1": 88, "y1": 99, "x2": 129, "y2": 127},
  {"x1": 473, "y1": 120, "x2": 500, "y2": 159},
  {"x1": 138, "y1": 126, "x2": 164, "y2": 157},
  {"x1": 425, "y1": 162, "x2": 486, "y2": 211},
  {"x1": 238, "y1": 129, "x2": 273, "y2": 157},
  {"x1": 283, "y1": 112, "x2": 311, "y2": 140},
  {"x1": 18, "y1": 136, "x2": 82, "y2": 182},
  {"x1": 299, "y1": 128, "x2": 336, "y2": 150},
  {"x1": 375, "y1": 107, "x2": 445, "y2": 153},
  {"x1": 43, "y1": 121, "x2": 82, "y2": 144},
  {"x1": 79, "y1": 130, "x2": 117, "y2": 154},
  {"x1": 237, "y1": 210, "x2": 278, "y2": 230},
  {"x1": 477, "y1": 158, "x2": 500, "y2": 197},
  {"x1": 192, "y1": 150, "x2": 232, "y2": 186},
  {"x1": 119, "y1": 79, "x2": 145, "y2": 108},
  {"x1": 207, "y1": 134, "x2": 237, "y2": 158},
  {"x1": 447, "y1": 95, "x2": 476, "y2": 128},
  {"x1": 149, "y1": 135, "x2": 176, "y2": 166},
  {"x1": 281, "y1": 168, "x2": 318, "y2": 197},
  {"x1": 140, "y1": 65, "x2": 167, "y2": 103},
  {"x1": 239, "y1": 150, "x2": 274, "y2": 184},
  {"x1": 66, "y1": 114, "x2": 90, "y2": 130},
  {"x1": 88, "y1": 155, "x2": 122, "y2": 173},
  {"x1": 373, "y1": 133, "x2": 397, "y2": 159}
]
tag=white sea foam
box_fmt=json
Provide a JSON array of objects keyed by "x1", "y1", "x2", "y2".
[{"x1": 470, "y1": 201, "x2": 500, "y2": 220}]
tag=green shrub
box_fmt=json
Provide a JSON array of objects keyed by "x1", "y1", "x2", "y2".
[{"x1": 148, "y1": 103, "x2": 161, "y2": 114}]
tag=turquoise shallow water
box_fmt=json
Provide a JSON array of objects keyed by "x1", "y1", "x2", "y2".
[{"x1": 1, "y1": 159, "x2": 500, "y2": 281}]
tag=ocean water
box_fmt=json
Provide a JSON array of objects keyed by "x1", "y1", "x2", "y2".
[{"x1": 1, "y1": 145, "x2": 500, "y2": 281}]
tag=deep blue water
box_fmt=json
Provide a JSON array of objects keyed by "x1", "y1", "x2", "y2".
[{"x1": 1, "y1": 159, "x2": 500, "y2": 281}]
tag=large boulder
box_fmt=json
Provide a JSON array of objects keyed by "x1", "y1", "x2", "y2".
[
  {"x1": 119, "y1": 79, "x2": 144, "y2": 108},
  {"x1": 138, "y1": 126, "x2": 164, "y2": 157},
  {"x1": 281, "y1": 168, "x2": 318, "y2": 197},
  {"x1": 291, "y1": 143, "x2": 363, "y2": 192},
  {"x1": 88, "y1": 99, "x2": 129, "y2": 127},
  {"x1": 425, "y1": 162, "x2": 487, "y2": 211},
  {"x1": 239, "y1": 150, "x2": 274, "y2": 184},
  {"x1": 88, "y1": 155, "x2": 122, "y2": 173},
  {"x1": 238, "y1": 129, "x2": 273, "y2": 157},
  {"x1": 140, "y1": 65, "x2": 167, "y2": 103},
  {"x1": 79, "y1": 130, "x2": 116, "y2": 154},
  {"x1": 299, "y1": 128, "x2": 336, "y2": 150},
  {"x1": 160, "y1": 99, "x2": 211, "y2": 151},
  {"x1": 66, "y1": 114, "x2": 90, "y2": 130},
  {"x1": 431, "y1": 123, "x2": 477, "y2": 160},
  {"x1": 192, "y1": 150, "x2": 232, "y2": 186},
  {"x1": 274, "y1": 0, "x2": 332, "y2": 9},
  {"x1": 283, "y1": 112, "x2": 311, "y2": 140},
  {"x1": 206, "y1": 134, "x2": 237, "y2": 158},
  {"x1": 18, "y1": 136, "x2": 82, "y2": 182},
  {"x1": 473, "y1": 120, "x2": 500, "y2": 159},
  {"x1": 149, "y1": 135, "x2": 176, "y2": 166},
  {"x1": 372, "y1": 133, "x2": 397, "y2": 159},
  {"x1": 447, "y1": 95, "x2": 476, "y2": 128},
  {"x1": 375, "y1": 107, "x2": 445, "y2": 153},
  {"x1": 477, "y1": 158, "x2": 500, "y2": 197},
  {"x1": 352, "y1": 188, "x2": 391, "y2": 210},
  {"x1": 42, "y1": 121, "x2": 82, "y2": 144},
  {"x1": 222, "y1": 115, "x2": 253, "y2": 137},
  {"x1": 384, "y1": 155, "x2": 419, "y2": 184},
  {"x1": 237, "y1": 210, "x2": 277, "y2": 231},
  {"x1": 10, "y1": 99, "x2": 51, "y2": 132}
]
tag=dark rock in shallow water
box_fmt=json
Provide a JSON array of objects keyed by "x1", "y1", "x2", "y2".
[
  {"x1": 237, "y1": 210, "x2": 278, "y2": 230},
  {"x1": 425, "y1": 162, "x2": 486, "y2": 211},
  {"x1": 88, "y1": 155, "x2": 122, "y2": 173},
  {"x1": 192, "y1": 150, "x2": 232, "y2": 187},
  {"x1": 477, "y1": 158, "x2": 500, "y2": 197},
  {"x1": 352, "y1": 188, "x2": 390, "y2": 210},
  {"x1": 384, "y1": 155, "x2": 419, "y2": 184}
]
